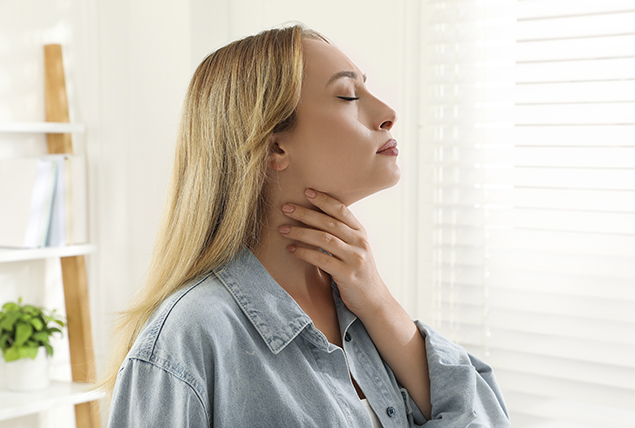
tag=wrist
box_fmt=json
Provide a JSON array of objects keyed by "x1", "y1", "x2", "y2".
[{"x1": 356, "y1": 286, "x2": 402, "y2": 327}]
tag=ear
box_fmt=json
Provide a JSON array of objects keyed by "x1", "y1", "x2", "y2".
[{"x1": 267, "y1": 134, "x2": 290, "y2": 171}]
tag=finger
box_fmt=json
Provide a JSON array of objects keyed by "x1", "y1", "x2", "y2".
[
  {"x1": 281, "y1": 203, "x2": 357, "y2": 244},
  {"x1": 279, "y1": 225, "x2": 348, "y2": 260},
  {"x1": 304, "y1": 188, "x2": 363, "y2": 231},
  {"x1": 286, "y1": 244, "x2": 345, "y2": 278}
]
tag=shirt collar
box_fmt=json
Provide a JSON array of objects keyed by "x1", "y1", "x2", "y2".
[{"x1": 213, "y1": 247, "x2": 313, "y2": 354}]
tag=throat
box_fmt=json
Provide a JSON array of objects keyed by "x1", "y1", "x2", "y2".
[
  {"x1": 298, "y1": 291, "x2": 342, "y2": 347},
  {"x1": 352, "y1": 377, "x2": 366, "y2": 400}
]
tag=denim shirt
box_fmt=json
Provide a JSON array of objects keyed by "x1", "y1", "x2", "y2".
[{"x1": 108, "y1": 248, "x2": 510, "y2": 427}]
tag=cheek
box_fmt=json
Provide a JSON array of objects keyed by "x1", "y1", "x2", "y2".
[
  {"x1": 287, "y1": 108, "x2": 375, "y2": 186},
  {"x1": 305, "y1": 111, "x2": 366, "y2": 157}
]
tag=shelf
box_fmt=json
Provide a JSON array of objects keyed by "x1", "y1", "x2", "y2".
[
  {"x1": 0, "y1": 244, "x2": 97, "y2": 263},
  {"x1": 0, "y1": 122, "x2": 85, "y2": 134},
  {"x1": 0, "y1": 381, "x2": 103, "y2": 421}
]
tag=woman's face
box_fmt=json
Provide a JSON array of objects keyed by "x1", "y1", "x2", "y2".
[{"x1": 273, "y1": 38, "x2": 400, "y2": 206}]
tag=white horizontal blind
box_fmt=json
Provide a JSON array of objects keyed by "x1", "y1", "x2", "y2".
[{"x1": 418, "y1": 1, "x2": 635, "y2": 427}]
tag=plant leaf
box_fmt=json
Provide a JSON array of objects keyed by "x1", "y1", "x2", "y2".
[
  {"x1": 19, "y1": 346, "x2": 38, "y2": 360},
  {"x1": 0, "y1": 332, "x2": 9, "y2": 350},
  {"x1": 2, "y1": 302, "x2": 19, "y2": 312},
  {"x1": 0, "y1": 311, "x2": 19, "y2": 331},
  {"x1": 4, "y1": 346, "x2": 19, "y2": 362},
  {"x1": 22, "y1": 305, "x2": 39, "y2": 314},
  {"x1": 30, "y1": 318, "x2": 44, "y2": 331},
  {"x1": 44, "y1": 343, "x2": 54, "y2": 357},
  {"x1": 14, "y1": 322, "x2": 33, "y2": 347},
  {"x1": 32, "y1": 331, "x2": 50, "y2": 342}
]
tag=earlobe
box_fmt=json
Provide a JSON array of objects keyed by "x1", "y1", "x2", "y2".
[{"x1": 268, "y1": 138, "x2": 290, "y2": 171}]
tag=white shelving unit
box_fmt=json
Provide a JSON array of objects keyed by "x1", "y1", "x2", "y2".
[
  {"x1": 0, "y1": 119, "x2": 92, "y2": 267},
  {"x1": 1, "y1": 116, "x2": 102, "y2": 426},
  {"x1": 0, "y1": 381, "x2": 102, "y2": 421},
  {"x1": 0, "y1": 245, "x2": 97, "y2": 263},
  {"x1": 0, "y1": 122, "x2": 85, "y2": 134}
]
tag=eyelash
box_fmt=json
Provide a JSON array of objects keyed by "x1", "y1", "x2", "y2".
[{"x1": 337, "y1": 96, "x2": 360, "y2": 101}]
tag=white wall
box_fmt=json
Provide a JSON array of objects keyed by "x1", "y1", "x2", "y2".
[
  {"x1": 1, "y1": 1, "x2": 419, "y2": 425},
  {"x1": 89, "y1": 0, "x2": 193, "y2": 366}
]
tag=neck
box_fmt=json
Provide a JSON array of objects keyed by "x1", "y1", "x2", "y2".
[{"x1": 252, "y1": 190, "x2": 332, "y2": 305}]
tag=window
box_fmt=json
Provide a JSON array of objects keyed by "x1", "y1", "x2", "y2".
[{"x1": 418, "y1": 1, "x2": 635, "y2": 426}]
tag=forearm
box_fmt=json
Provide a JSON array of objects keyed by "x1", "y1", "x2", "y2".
[{"x1": 358, "y1": 293, "x2": 432, "y2": 420}]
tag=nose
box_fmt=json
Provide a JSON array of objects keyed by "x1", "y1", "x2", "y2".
[{"x1": 376, "y1": 99, "x2": 397, "y2": 131}]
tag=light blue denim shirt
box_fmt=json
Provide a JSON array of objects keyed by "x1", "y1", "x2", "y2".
[{"x1": 108, "y1": 248, "x2": 510, "y2": 427}]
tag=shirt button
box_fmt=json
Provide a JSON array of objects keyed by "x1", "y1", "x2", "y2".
[
  {"x1": 344, "y1": 332, "x2": 351, "y2": 342},
  {"x1": 386, "y1": 406, "x2": 396, "y2": 417}
]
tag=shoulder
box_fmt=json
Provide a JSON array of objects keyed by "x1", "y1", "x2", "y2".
[
  {"x1": 127, "y1": 273, "x2": 246, "y2": 367},
  {"x1": 114, "y1": 274, "x2": 246, "y2": 425}
]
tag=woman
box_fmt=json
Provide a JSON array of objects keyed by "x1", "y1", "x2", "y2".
[{"x1": 103, "y1": 24, "x2": 510, "y2": 427}]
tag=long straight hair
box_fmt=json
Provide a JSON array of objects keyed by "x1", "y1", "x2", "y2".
[{"x1": 100, "y1": 24, "x2": 327, "y2": 395}]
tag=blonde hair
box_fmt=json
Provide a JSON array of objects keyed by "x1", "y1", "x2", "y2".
[{"x1": 100, "y1": 24, "x2": 327, "y2": 395}]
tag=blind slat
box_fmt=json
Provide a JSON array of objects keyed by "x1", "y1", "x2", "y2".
[
  {"x1": 518, "y1": 0, "x2": 635, "y2": 21},
  {"x1": 517, "y1": 34, "x2": 635, "y2": 63},
  {"x1": 425, "y1": 231, "x2": 635, "y2": 259},
  {"x1": 487, "y1": 248, "x2": 635, "y2": 278},
  {"x1": 443, "y1": 326, "x2": 635, "y2": 369},
  {"x1": 465, "y1": 349, "x2": 635, "y2": 392},
  {"x1": 420, "y1": 146, "x2": 635, "y2": 168},
  {"x1": 424, "y1": 206, "x2": 635, "y2": 235},
  {"x1": 516, "y1": 103, "x2": 635, "y2": 125},
  {"x1": 501, "y1": 390, "x2": 635, "y2": 427},
  {"x1": 517, "y1": 11, "x2": 635, "y2": 41},
  {"x1": 494, "y1": 369, "x2": 635, "y2": 414},
  {"x1": 420, "y1": 125, "x2": 635, "y2": 146},
  {"x1": 516, "y1": 57, "x2": 635, "y2": 82},
  {"x1": 516, "y1": 80, "x2": 635, "y2": 103},
  {"x1": 438, "y1": 304, "x2": 635, "y2": 349},
  {"x1": 421, "y1": 263, "x2": 635, "y2": 300},
  {"x1": 422, "y1": 188, "x2": 635, "y2": 211},
  {"x1": 421, "y1": 168, "x2": 635, "y2": 190},
  {"x1": 435, "y1": 287, "x2": 635, "y2": 324}
]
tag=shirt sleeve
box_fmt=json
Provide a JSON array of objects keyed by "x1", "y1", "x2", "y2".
[
  {"x1": 108, "y1": 358, "x2": 209, "y2": 428},
  {"x1": 402, "y1": 321, "x2": 510, "y2": 427}
]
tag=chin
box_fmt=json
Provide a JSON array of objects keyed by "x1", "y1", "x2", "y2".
[
  {"x1": 386, "y1": 165, "x2": 402, "y2": 187},
  {"x1": 337, "y1": 170, "x2": 402, "y2": 207}
]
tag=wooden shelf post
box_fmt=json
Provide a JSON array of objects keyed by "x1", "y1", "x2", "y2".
[{"x1": 44, "y1": 43, "x2": 100, "y2": 428}]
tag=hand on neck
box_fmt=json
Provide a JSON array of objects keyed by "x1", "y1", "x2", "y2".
[{"x1": 252, "y1": 186, "x2": 333, "y2": 303}]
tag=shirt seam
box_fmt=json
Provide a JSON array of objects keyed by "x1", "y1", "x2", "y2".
[
  {"x1": 141, "y1": 274, "x2": 212, "y2": 360},
  {"x1": 127, "y1": 356, "x2": 210, "y2": 425}
]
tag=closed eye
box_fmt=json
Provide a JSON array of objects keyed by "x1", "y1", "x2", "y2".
[{"x1": 337, "y1": 96, "x2": 360, "y2": 101}]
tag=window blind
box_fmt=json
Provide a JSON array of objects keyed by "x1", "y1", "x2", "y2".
[{"x1": 418, "y1": 1, "x2": 635, "y2": 426}]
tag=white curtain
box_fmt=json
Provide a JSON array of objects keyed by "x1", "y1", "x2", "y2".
[{"x1": 417, "y1": 1, "x2": 635, "y2": 426}]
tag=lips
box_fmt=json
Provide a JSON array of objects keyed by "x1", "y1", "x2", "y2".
[{"x1": 377, "y1": 139, "x2": 398, "y2": 154}]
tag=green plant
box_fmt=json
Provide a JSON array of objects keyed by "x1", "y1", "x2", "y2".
[{"x1": 0, "y1": 298, "x2": 65, "y2": 362}]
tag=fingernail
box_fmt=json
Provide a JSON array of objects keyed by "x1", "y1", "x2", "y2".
[
  {"x1": 305, "y1": 188, "x2": 317, "y2": 198},
  {"x1": 279, "y1": 225, "x2": 291, "y2": 234},
  {"x1": 282, "y1": 204, "x2": 295, "y2": 213},
  {"x1": 287, "y1": 245, "x2": 296, "y2": 253}
]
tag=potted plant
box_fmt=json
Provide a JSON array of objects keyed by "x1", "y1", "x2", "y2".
[{"x1": 0, "y1": 298, "x2": 65, "y2": 391}]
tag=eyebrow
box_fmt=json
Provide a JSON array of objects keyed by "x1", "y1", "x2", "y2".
[{"x1": 326, "y1": 71, "x2": 367, "y2": 87}]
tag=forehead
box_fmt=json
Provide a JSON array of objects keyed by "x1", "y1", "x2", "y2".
[{"x1": 302, "y1": 39, "x2": 362, "y2": 87}]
